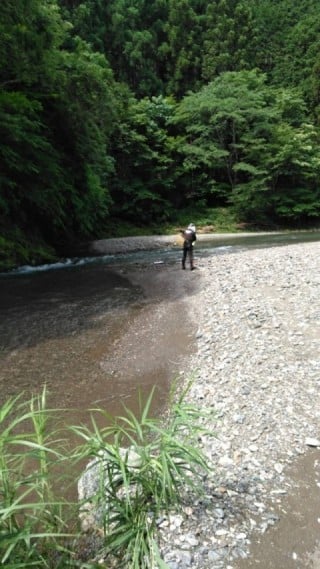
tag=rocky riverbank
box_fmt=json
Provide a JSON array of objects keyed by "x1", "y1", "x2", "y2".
[{"x1": 158, "y1": 241, "x2": 320, "y2": 568}]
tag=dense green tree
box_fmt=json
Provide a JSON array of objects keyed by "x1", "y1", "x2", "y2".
[
  {"x1": 202, "y1": 0, "x2": 257, "y2": 81},
  {"x1": 161, "y1": 0, "x2": 206, "y2": 97},
  {"x1": 0, "y1": 0, "x2": 69, "y2": 91},
  {"x1": 64, "y1": 0, "x2": 168, "y2": 96},
  {"x1": 248, "y1": 0, "x2": 320, "y2": 79},
  {"x1": 231, "y1": 89, "x2": 320, "y2": 223},
  {"x1": 0, "y1": 0, "x2": 119, "y2": 257},
  {"x1": 0, "y1": 0, "x2": 69, "y2": 245},
  {"x1": 173, "y1": 71, "x2": 274, "y2": 203},
  {"x1": 264, "y1": 121, "x2": 320, "y2": 223},
  {"x1": 174, "y1": 71, "x2": 320, "y2": 223},
  {"x1": 0, "y1": 92, "x2": 67, "y2": 236},
  {"x1": 2, "y1": 0, "x2": 320, "y2": 268},
  {"x1": 59, "y1": 0, "x2": 210, "y2": 97},
  {"x1": 110, "y1": 94, "x2": 177, "y2": 222},
  {"x1": 272, "y1": 14, "x2": 320, "y2": 104},
  {"x1": 46, "y1": 39, "x2": 118, "y2": 237}
]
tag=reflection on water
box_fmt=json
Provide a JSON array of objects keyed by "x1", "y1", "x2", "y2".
[{"x1": 0, "y1": 265, "x2": 143, "y2": 421}]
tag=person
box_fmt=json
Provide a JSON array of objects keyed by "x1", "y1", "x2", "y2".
[{"x1": 181, "y1": 223, "x2": 197, "y2": 270}]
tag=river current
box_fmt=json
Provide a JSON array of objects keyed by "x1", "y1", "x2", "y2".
[{"x1": 1, "y1": 230, "x2": 320, "y2": 424}]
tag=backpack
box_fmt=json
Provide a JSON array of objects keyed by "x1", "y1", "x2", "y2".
[
  {"x1": 183, "y1": 229, "x2": 195, "y2": 246},
  {"x1": 184, "y1": 228, "x2": 195, "y2": 239}
]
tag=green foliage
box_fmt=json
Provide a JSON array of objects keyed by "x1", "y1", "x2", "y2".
[
  {"x1": 231, "y1": 113, "x2": 320, "y2": 223},
  {"x1": 0, "y1": 389, "x2": 75, "y2": 567},
  {"x1": 0, "y1": 0, "x2": 69, "y2": 89},
  {"x1": 173, "y1": 70, "x2": 275, "y2": 202},
  {"x1": 202, "y1": 0, "x2": 258, "y2": 81},
  {"x1": 173, "y1": 70, "x2": 320, "y2": 224},
  {"x1": 158, "y1": 206, "x2": 240, "y2": 234},
  {"x1": 180, "y1": 206, "x2": 239, "y2": 232},
  {"x1": 0, "y1": 91, "x2": 68, "y2": 235},
  {"x1": 267, "y1": 122, "x2": 320, "y2": 221},
  {"x1": 0, "y1": 231, "x2": 57, "y2": 272},
  {"x1": 67, "y1": 0, "x2": 167, "y2": 96},
  {"x1": 110, "y1": 95, "x2": 177, "y2": 223},
  {"x1": 249, "y1": 0, "x2": 320, "y2": 87},
  {"x1": 162, "y1": 0, "x2": 206, "y2": 97},
  {"x1": 73, "y1": 383, "x2": 215, "y2": 568},
  {"x1": 0, "y1": 0, "x2": 120, "y2": 265},
  {"x1": 0, "y1": 384, "x2": 215, "y2": 567},
  {"x1": 97, "y1": 206, "x2": 240, "y2": 238},
  {"x1": 1, "y1": 0, "x2": 320, "y2": 268},
  {"x1": 48, "y1": 40, "x2": 118, "y2": 237}
]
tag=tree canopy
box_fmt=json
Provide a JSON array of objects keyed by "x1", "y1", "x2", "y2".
[{"x1": 1, "y1": 0, "x2": 320, "y2": 267}]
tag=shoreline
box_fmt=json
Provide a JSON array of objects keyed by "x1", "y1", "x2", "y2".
[
  {"x1": 158, "y1": 240, "x2": 320, "y2": 568},
  {"x1": 89, "y1": 231, "x2": 290, "y2": 256}
]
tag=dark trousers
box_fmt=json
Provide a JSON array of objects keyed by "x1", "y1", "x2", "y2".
[{"x1": 182, "y1": 244, "x2": 194, "y2": 269}]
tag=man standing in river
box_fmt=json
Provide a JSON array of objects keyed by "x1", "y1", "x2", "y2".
[{"x1": 181, "y1": 223, "x2": 197, "y2": 270}]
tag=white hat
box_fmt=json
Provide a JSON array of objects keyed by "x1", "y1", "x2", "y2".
[{"x1": 188, "y1": 223, "x2": 196, "y2": 232}]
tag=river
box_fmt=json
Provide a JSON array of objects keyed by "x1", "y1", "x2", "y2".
[{"x1": 1, "y1": 230, "x2": 320, "y2": 426}]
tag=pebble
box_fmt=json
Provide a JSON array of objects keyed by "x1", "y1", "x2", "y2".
[{"x1": 158, "y1": 241, "x2": 320, "y2": 568}]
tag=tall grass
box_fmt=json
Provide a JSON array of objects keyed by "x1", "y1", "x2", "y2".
[
  {"x1": 0, "y1": 383, "x2": 216, "y2": 568},
  {"x1": 73, "y1": 382, "x2": 216, "y2": 568},
  {"x1": 0, "y1": 388, "x2": 77, "y2": 567}
]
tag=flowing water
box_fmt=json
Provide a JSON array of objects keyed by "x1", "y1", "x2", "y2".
[
  {"x1": 0, "y1": 256, "x2": 197, "y2": 431},
  {"x1": 1, "y1": 230, "x2": 320, "y2": 420}
]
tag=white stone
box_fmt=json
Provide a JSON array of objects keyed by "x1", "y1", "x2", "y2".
[{"x1": 305, "y1": 437, "x2": 320, "y2": 447}]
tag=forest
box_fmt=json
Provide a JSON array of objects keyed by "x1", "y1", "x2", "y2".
[{"x1": 1, "y1": 0, "x2": 320, "y2": 268}]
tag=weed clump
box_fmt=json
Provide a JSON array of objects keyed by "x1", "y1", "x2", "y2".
[{"x1": 0, "y1": 384, "x2": 216, "y2": 568}]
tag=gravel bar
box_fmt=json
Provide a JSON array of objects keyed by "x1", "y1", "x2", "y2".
[{"x1": 158, "y1": 241, "x2": 320, "y2": 568}]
